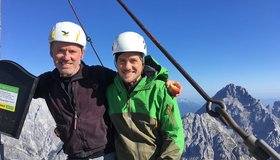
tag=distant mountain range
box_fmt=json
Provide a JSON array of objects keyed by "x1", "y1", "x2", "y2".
[
  {"x1": 1, "y1": 83, "x2": 280, "y2": 159},
  {"x1": 182, "y1": 83, "x2": 280, "y2": 159},
  {"x1": 177, "y1": 98, "x2": 201, "y2": 116}
]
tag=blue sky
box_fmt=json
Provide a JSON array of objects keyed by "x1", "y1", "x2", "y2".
[{"x1": 1, "y1": 0, "x2": 279, "y2": 104}]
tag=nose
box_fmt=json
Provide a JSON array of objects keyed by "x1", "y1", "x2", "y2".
[
  {"x1": 122, "y1": 61, "x2": 133, "y2": 70},
  {"x1": 62, "y1": 52, "x2": 71, "y2": 60}
]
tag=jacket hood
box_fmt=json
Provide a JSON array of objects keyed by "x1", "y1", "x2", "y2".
[{"x1": 143, "y1": 55, "x2": 168, "y2": 82}]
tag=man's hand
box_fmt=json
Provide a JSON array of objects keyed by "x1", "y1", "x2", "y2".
[{"x1": 166, "y1": 80, "x2": 182, "y2": 97}]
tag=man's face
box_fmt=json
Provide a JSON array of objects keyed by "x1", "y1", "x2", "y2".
[
  {"x1": 116, "y1": 52, "x2": 144, "y2": 84},
  {"x1": 50, "y1": 41, "x2": 84, "y2": 77}
]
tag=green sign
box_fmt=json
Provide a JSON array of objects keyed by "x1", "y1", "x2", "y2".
[{"x1": 0, "y1": 83, "x2": 19, "y2": 112}]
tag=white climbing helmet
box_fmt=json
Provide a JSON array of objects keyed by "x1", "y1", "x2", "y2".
[
  {"x1": 112, "y1": 31, "x2": 147, "y2": 56},
  {"x1": 48, "y1": 21, "x2": 87, "y2": 49}
]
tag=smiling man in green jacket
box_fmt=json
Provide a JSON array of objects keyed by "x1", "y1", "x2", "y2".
[{"x1": 106, "y1": 31, "x2": 184, "y2": 160}]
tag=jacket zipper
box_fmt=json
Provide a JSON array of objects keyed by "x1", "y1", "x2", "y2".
[
  {"x1": 61, "y1": 81, "x2": 78, "y2": 130},
  {"x1": 127, "y1": 99, "x2": 131, "y2": 120},
  {"x1": 70, "y1": 84, "x2": 78, "y2": 130},
  {"x1": 74, "y1": 111, "x2": 78, "y2": 130}
]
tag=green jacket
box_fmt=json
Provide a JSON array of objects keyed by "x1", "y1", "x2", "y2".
[{"x1": 106, "y1": 55, "x2": 184, "y2": 160}]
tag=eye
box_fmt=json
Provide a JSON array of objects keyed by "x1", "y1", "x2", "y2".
[
  {"x1": 130, "y1": 59, "x2": 137, "y2": 63},
  {"x1": 58, "y1": 48, "x2": 65, "y2": 53},
  {"x1": 69, "y1": 50, "x2": 77, "y2": 54},
  {"x1": 118, "y1": 59, "x2": 125, "y2": 64},
  {"x1": 130, "y1": 58, "x2": 140, "y2": 64}
]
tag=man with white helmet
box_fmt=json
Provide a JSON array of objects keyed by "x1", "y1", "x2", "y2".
[
  {"x1": 33, "y1": 21, "x2": 116, "y2": 160},
  {"x1": 106, "y1": 31, "x2": 184, "y2": 159}
]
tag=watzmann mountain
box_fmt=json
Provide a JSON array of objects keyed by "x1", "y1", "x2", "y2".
[{"x1": 1, "y1": 84, "x2": 280, "y2": 159}]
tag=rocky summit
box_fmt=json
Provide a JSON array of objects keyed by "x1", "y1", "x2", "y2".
[{"x1": 1, "y1": 84, "x2": 280, "y2": 159}]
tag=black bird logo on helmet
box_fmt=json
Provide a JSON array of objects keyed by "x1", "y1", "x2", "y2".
[{"x1": 61, "y1": 30, "x2": 69, "y2": 37}]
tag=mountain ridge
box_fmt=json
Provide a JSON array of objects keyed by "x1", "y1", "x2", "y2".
[
  {"x1": 1, "y1": 83, "x2": 279, "y2": 159},
  {"x1": 185, "y1": 83, "x2": 280, "y2": 159}
]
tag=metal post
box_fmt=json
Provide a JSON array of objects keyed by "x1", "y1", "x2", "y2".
[{"x1": 0, "y1": 1, "x2": 5, "y2": 159}]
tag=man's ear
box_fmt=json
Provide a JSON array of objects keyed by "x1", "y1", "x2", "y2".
[
  {"x1": 49, "y1": 50, "x2": 53, "y2": 57},
  {"x1": 81, "y1": 50, "x2": 85, "y2": 59},
  {"x1": 49, "y1": 43, "x2": 54, "y2": 57}
]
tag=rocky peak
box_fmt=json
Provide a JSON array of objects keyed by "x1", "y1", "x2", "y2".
[{"x1": 213, "y1": 83, "x2": 257, "y2": 106}]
